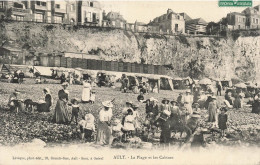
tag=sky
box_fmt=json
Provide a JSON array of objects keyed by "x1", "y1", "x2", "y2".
[{"x1": 100, "y1": 0, "x2": 260, "y2": 23}]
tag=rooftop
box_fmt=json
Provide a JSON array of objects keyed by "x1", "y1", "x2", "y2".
[{"x1": 186, "y1": 18, "x2": 208, "y2": 25}]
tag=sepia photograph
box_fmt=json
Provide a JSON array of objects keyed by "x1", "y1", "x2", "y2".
[{"x1": 0, "y1": 0, "x2": 260, "y2": 164}]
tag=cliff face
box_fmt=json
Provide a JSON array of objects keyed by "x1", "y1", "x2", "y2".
[{"x1": 0, "y1": 22, "x2": 260, "y2": 81}]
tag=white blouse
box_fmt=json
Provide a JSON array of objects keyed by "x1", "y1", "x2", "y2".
[
  {"x1": 83, "y1": 81, "x2": 91, "y2": 88},
  {"x1": 99, "y1": 108, "x2": 113, "y2": 122}
]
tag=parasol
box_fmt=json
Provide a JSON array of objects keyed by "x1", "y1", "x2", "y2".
[{"x1": 234, "y1": 83, "x2": 247, "y2": 88}]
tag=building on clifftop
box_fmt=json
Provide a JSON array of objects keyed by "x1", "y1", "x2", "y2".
[
  {"x1": 77, "y1": 0, "x2": 103, "y2": 26},
  {"x1": 149, "y1": 9, "x2": 185, "y2": 34},
  {"x1": 185, "y1": 18, "x2": 208, "y2": 34},
  {"x1": 226, "y1": 5, "x2": 260, "y2": 30},
  {"x1": 102, "y1": 11, "x2": 127, "y2": 29}
]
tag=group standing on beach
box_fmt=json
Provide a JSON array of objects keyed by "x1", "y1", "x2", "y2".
[{"x1": 12, "y1": 77, "x2": 260, "y2": 146}]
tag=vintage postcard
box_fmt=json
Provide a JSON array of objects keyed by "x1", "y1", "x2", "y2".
[{"x1": 0, "y1": 0, "x2": 260, "y2": 164}]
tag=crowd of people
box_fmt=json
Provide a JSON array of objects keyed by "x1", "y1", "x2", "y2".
[
  {"x1": 1, "y1": 70, "x2": 25, "y2": 84},
  {"x1": 6, "y1": 77, "x2": 260, "y2": 147},
  {"x1": 120, "y1": 74, "x2": 152, "y2": 94}
]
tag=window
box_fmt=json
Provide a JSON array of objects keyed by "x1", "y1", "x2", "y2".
[
  {"x1": 55, "y1": 4, "x2": 60, "y2": 9},
  {"x1": 92, "y1": 13, "x2": 96, "y2": 22},
  {"x1": 90, "y1": 2, "x2": 93, "y2": 7},
  {"x1": 257, "y1": 19, "x2": 259, "y2": 24},
  {"x1": 36, "y1": 1, "x2": 46, "y2": 6},
  {"x1": 70, "y1": 4, "x2": 75, "y2": 11},
  {"x1": 16, "y1": 15, "x2": 24, "y2": 21},
  {"x1": 35, "y1": 13, "x2": 43, "y2": 22},
  {"x1": 112, "y1": 21, "x2": 115, "y2": 26},
  {"x1": 243, "y1": 18, "x2": 245, "y2": 23},
  {"x1": 86, "y1": 12, "x2": 91, "y2": 22},
  {"x1": 175, "y1": 24, "x2": 178, "y2": 32},
  {"x1": 253, "y1": 18, "x2": 255, "y2": 23},
  {"x1": 0, "y1": 2, "x2": 4, "y2": 8},
  {"x1": 54, "y1": 16, "x2": 63, "y2": 23},
  {"x1": 84, "y1": 11, "x2": 91, "y2": 22}
]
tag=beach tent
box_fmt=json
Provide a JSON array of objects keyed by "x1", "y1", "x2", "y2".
[
  {"x1": 172, "y1": 77, "x2": 186, "y2": 89},
  {"x1": 199, "y1": 78, "x2": 212, "y2": 85},
  {"x1": 212, "y1": 78, "x2": 232, "y2": 88},
  {"x1": 33, "y1": 66, "x2": 53, "y2": 77},
  {"x1": 1, "y1": 64, "x2": 33, "y2": 77},
  {"x1": 160, "y1": 75, "x2": 174, "y2": 91}
]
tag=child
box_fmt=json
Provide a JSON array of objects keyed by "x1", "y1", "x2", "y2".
[
  {"x1": 233, "y1": 95, "x2": 241, "y2": 109},
  {"x1": 132, "y1": 104, "x2": 140, "y2": 133},
  {"x1": 112, "y1": 118, "x2": 123, "y2": 142},
  {"x1": 70, "y1": 98, "x2": 80, "y2": 125},
  {"x1": 218, "y1": 107, "x2": 228, "y2": 138},
  {"x1": 123, "y1": 109, "x2": 135, "y2": 139},
  {"x1": 90, "y1": 91, "x2": 96, "y2": 104},
  {"x1": 84, "y1": 112, "x2": 95, "y2": 142},
  {"x1": 78, "y1": 116, "x2": 87, "y2": 140},
  {"x1": 179, "y1": 106, "x2": 189, "y2": 124}
]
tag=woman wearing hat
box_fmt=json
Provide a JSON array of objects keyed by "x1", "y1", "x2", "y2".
[
  {"x1": 43, "y1": 88, "x2": 52, "y2": 112},
  {"x1": 60, "y1": 73, "x2": 66, "y2": 84},
  {"x1": 82, "y1": 79, "x2": 92, "y2": 103},
  {"x1": 208, "y1": 96, "x2": 218, "y2": 127},
  {"x1": 169, "y1": 100, "x2": 180, "y2": 122},
  {"x1": 145, "y1": 99, "x2": 152, "y2": 114},
  {"x1": 53, "y1": 82, "x2": 70, "y2": 124},
  {"x1": 160, "y1": 98, "x2": 170, "y2": 112},
  {"x1": 122, "y1": 101, "x2": 133, "y2": 115},
  {"x1": 150, "y1": 97, "x2": 159, "y2": 119},
  {"x1": 177, "y1": 93, "x2": 184, "y2": 106},
  {"x1": 185, "y1": 113, "x2": 201, "y2": 142},
  {"x1": 8, "y1": 90, "x2": 24, "y2": 112},
  {"x1": 96, "y1": 100, "x2": 113, "y2": 145},
  {"x1": 158, "y1": 109, "x2": 171, "y2": 144}
]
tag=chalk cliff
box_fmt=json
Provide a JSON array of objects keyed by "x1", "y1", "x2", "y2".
[{"x1": 0, "y1": 22, "x2": 260, "y2": 81}]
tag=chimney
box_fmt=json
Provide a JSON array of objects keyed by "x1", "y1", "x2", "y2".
[
  {"x1": 167, "y1": 9, "x2": 173, "y2": 14},
  {"x1": 103, "y1": 10, "x2": 106, "y2": 19}
]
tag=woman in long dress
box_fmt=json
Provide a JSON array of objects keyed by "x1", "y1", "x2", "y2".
[
  {"x1": 53, "y1": 82, "x2": 70, "y2": 124},
  {"x1": 43, "y1": 88, "x2": 52, "y2": 112},
  {"x1": 96, "y1": 100, "x2": 113, "y2": 145},
  {"x1": 183, "y1": 90, "x2": 193, "y2": 116},
  {"x1": 82, "y1": 80, "x2": 91, "y2": 103},
  {"x1": 208, "y1": 96, "x2": 218, "y2": 127}
]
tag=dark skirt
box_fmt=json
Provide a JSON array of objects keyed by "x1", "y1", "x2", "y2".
[
  {"x1": 252, "y1": 101, "x2": 260, "y2": 114},
  {"x1": 53, "y1": 100, "x2": 69, "y2": 124},
  {"x1": 96, "y1": 121, "x2": 111, "y2": 145},
  {"x1": 218, "y1": 114, "x2": 227, "y2": 130},
  {"x1": 218, "y1": 122, "x2": 227, "y2": 130},
  {"x1": 37, "y1": 103, "x2": 50, "y2": 112},
  {"x1": 160, "y1": 120, "x2": 171, "y2": 143}
]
